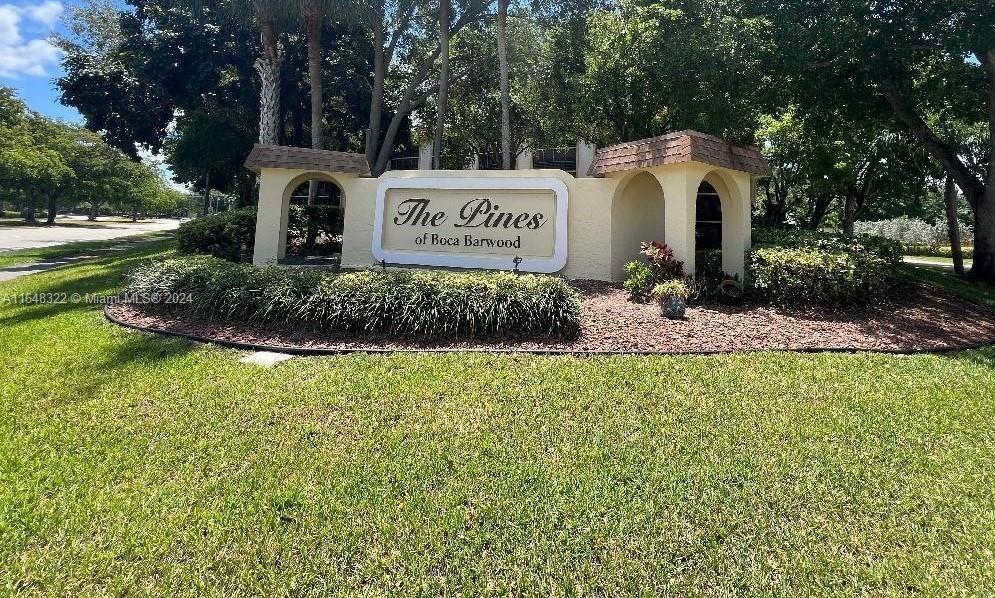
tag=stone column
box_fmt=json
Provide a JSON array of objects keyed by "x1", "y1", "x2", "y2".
[
  {"x1": 252, "y1": 169, "x2": 291, "y2": 267},
  {"x1": 655, "y1": 167, "x2": 703, "y2": 276},
  {"x1": 575, "y1": 139, "x2": 597, "y2": 177},
  {"x1": 418, "y1": 142, "x2": 433, "y2": 170},
  {"x1": 516, "y1": 149, "x2": 533, "y2": 170}
]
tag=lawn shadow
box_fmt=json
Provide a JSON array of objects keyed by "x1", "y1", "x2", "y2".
[{"x1": 0, "y1": 245, "x2": 171, "y2": 328}]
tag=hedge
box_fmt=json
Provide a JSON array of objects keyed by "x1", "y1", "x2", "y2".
[
  {"x1": 748, "y1": 247, "x2": 898, "y2": 307},
  {"x1": 177, "y1": 206, "x2": 343, "y2": 262},
  {"x1": 753, "y1": 227, "x2": 903, "y2": 266},
  {"x1": 127, "y1": 256, "x2": 581, "y2": 339}
]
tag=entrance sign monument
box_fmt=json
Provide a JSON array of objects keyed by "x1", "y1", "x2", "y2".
[
  {"x1": 246, "y1": 131, "x2": 771, "y2": 282},
  {"x1": 374, "y1": 177, "x2": 569, "y2": 273}
]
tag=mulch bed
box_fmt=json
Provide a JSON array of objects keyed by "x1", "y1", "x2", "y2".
[{"x1": 105, "y1": 281, "x2": 995, "y2": 355}]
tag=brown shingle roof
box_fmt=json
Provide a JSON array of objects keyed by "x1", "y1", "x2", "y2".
[
  {"x1": 588, "y1": 130, "x2": 771, "y2": 177},
  {"x1": 244, "y1": 144, "x2": 370, "y2": 175}
]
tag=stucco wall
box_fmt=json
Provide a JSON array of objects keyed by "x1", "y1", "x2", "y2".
[{"x1": 253, "y1": 162, "x2": 753, "y2": 282}]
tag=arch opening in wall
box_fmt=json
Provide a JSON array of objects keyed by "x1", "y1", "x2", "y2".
[
  {"x1": 611, "y1": 171, "x2": 666, "y2": 282},
  {"x1": 280, "y1": 173, "x2": 347, "y2": 266},
  {"x1": 695, "y1": 181, "x2": 722, "y2": 252}
]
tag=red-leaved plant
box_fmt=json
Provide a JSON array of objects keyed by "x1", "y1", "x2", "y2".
[{"x1": 640, "y1": 241, "x2": 684, "y2": 281}]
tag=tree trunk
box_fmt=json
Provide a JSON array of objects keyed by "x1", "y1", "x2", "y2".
[
  {"x1": 46, "y1": 193, "x2": 57, "y2": 225},
  {"x1": 254, "y1": 9, "x2": 282, "y2": 146},
  {"x1": 880, "y1": 77, "x2": 993, "y2": 280},
  {"x1": 497, "y1": 0, "x2": 512, "y2": 170},
  {"x1": 202, "y1": 172, "x2": 211, "y2": 217},
  {"x1": 944, "y1": 174, "x2": 965, "y2": 276},
  {"x1": 806, "y1": 192, "x2": 833, "y2": 230},
  {"x1": 88, "y1": 200, "x2": 98, "y2": 221},
  {"x1": 977, "y1": 49, "x2": 995, "y2": 280},
  {"x1": 305, "y1": 3, "x2": 324, "y2": 209},
  {"x1": 432, "y1": 0, "x2": 451, "y2": 170},
  {"x1": 365, "y1": 17, "x2": 386, "y2": 168},
  {"x1": 842, "y1": 190, "x2": 857, "y2": 236}
]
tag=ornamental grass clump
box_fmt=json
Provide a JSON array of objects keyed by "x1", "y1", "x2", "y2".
[{"x1": 126, "y1": 256, "x2": 581, "y2": 339}]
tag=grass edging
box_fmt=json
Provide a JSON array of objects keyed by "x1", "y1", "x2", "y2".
[{"x1": 104, "y1": 303, "x2": 995, "y2": 357}]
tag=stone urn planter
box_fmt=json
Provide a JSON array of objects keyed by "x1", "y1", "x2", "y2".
[
  {"x1": 651, "y1": 280, "x2": 690, "y2": 320},
  {"x1": 659, "y1": 294, "x2": 686, "y2": 319},
  {"x1": 718, "y1": 278, "x2": 745, "y2": 306}
]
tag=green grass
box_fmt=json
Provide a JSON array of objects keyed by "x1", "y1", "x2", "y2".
[
  {"x1": 3, "y1": 243, "x2": 995, "y2": 594},
  {"x1": 0, "y1": 234, "x2": 166, "y2": 269}
]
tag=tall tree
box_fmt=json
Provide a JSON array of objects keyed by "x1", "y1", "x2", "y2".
[
  {"x1": 433, "y1": 0, "x2": 452, "y2": 169},
  {"x1": 496, "y1": 0, "x2": 511, "y2": 169},
  {"x1": 763, "y1": 0, "x2": 995, "y2": 279},
  {"x1": 363, "y1": 0, "x2": 490, "y2": 176}
]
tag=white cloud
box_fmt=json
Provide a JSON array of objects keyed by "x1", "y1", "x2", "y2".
[
  {"x1": 27, "y1": 1, "x2": 62, "y2": 26},
  {"x1": 0, "y1": 1, "x2": 64, "y2": 79}
]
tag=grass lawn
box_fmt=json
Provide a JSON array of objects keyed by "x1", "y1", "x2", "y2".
[{"x1": 3, "y1": 243, "x2": 995, "y2": 594}]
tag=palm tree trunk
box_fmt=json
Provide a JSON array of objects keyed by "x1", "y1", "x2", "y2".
[
  {"x1": 432, "y1": 0, "x2": 451, "y2": 170},
  {"x1": 254, "y1": 7, "x2": 282, "y2": 145},
  {"x1": 304, "y1": 0, "x2": 325, "y2": 206},
  {"x1": 497, "y1": 0, "x2": 511, "y2": 170}
]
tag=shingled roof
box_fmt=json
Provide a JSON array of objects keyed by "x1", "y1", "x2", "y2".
[
  {"x1": 588, "y1": 130, "x2": 771, "y2": 177},
  {"x1": 244, "y1": 144, "x2": 370, "y2": 175}
]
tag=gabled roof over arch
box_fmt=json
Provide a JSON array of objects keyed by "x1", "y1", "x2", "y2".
[
  {"x1": 245, "y1": 144, "x2": 370, "y2": 175},
  {"x1": 588, "y1": 130, "x2": 771, "y2": 177}
]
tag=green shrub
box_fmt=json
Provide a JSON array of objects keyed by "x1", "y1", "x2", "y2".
[
  {"x1": 127, "y1": 256, "x2": 582, "y2": 339},
  {"x1": 641, "y1": 241, "x2": 685, "y2": 280},
  {"x1": 748, "y1": 247, "x2": 898, "y2": 307},
  {"x1": 177, "y1": 208, "x2": 258, "y2": 262},
  {"x1": 178, "y1": 206, "x2": 345, "y2": 262},
  {"x1": 286, "y1": 205, "x2": 343, "y2": 251},
  {"x1": 753, "y1": 227, "x2": 903, "y2": 267},
  {"x1": 623, "y1": 261, "x2": 655, "y2": 302},
  {"x1": 651, "y1": 279, "x2": 690, "y2": 301}
]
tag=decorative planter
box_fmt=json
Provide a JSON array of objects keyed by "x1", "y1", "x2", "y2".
[
  {"x1": 718, "y1": 279, "x2": 745, "y2": 306},
  {"x1": 659, "y1": 295, "x2": 687, "y2": 319}
]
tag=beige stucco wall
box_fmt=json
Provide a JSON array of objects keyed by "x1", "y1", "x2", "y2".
[{"x1": 253, "y1": 162, "x2": 754, "y2": 282}]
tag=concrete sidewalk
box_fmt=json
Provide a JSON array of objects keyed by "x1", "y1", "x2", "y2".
[{"x1": 0, "y1": 216, "x2": 181, "y2": 252}]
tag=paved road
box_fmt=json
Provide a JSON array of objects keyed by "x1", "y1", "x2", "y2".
[
  {"x1": 0, "y1": 216, "x2": 181, "y2": 251},
  {"x1": 903, "y1": 256, "x2": 972, "y2": 271}
]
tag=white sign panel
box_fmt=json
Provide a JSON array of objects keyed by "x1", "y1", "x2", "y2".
[{"x1": 373, "y1": 177, "x2": 568, "y2": 273}]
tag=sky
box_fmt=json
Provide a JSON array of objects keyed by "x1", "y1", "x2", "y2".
[
  {"x1": 0, "y1": 0, "x2": 187, "y2": 189},
  {"x1": 0, "y1": 0, "x2": 82, "y2": 122}
]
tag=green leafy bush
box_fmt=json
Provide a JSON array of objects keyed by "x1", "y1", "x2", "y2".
[
  {"x1": 178, "y1": 206, "x2": 345, "y2": 262},
  {"x1": 127, "y1": 256, "x2": 581, "y2": 339},
  {"x1": 651, "y1": 279, "x2": 690, "y2": 301},
  {"x1": 748, "y1": 247, "x2": 898, "y2": 307},
  {"x1": 753, "y1": 227, "x2": 903, "y2": 266},
  {"x1": 176, "y1": 208, "x2": 257, "y2": 262},
  {"x1": 641, "y1": 241, "x2": 685, "y2": 280},
  {"x1": 623, "y1": 261, "x2": 655, "y2": 301}
]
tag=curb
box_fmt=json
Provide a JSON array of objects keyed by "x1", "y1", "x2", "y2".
[{"x1": 104, "y1": 305, "x2": 995, "y2": 357}]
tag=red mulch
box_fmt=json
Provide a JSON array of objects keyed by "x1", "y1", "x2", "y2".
[{"x1": 105, "y1": 281, "x2": 995, "y2": 354}]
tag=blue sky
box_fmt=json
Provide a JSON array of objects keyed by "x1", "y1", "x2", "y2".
[
  {"x1": 0, "y1": 0, "x2": 83, "y2": 122},
  {"x1": 1, "y1": 0, "x2": 186, "y2": 188}
]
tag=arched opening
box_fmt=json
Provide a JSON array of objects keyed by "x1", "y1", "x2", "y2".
[
  {"x1": 280, "y1": 173, "x2": 346, "y2": 267},
  {"x1": 611, "y1": 171, "x2": 666, "y2": 282},
  {"x1": 695, "y1": 181, "x2": 722, "y2": 250}
]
